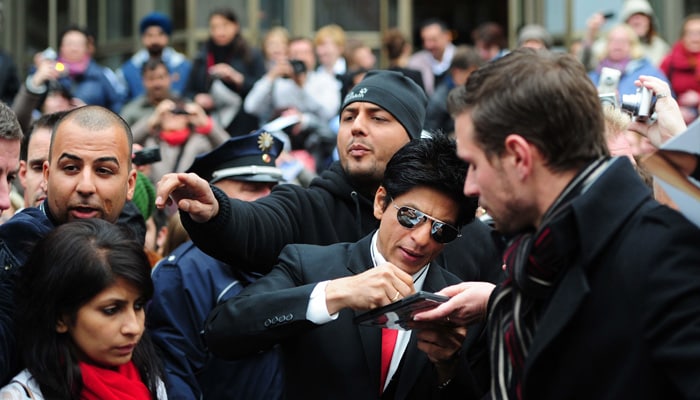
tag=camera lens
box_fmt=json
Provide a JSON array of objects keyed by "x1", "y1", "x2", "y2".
[
  {"x1": 289, "y1": 59, "x2": 307, "y2": 75},
  {"x1": 620, "y1": 87, "x2": 653, "y2": 121}
]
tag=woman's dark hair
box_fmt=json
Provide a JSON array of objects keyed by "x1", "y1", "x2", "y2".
[
  {"x1": 382, "y1": 28, "x2": 407, "y2": 62},
  {"x1": 209, "y1": 6, "x2": 238, "y2": 24},
  {"x1": 381, "y1": 133, "x2": 477, "y2": 226},
  {"x1": 208, "y1": 7, "x2": 252, "y2": 63},
  {"x1": 15, "y1": 219, "x2": 162, "y2": 399},
  {"x1": 58, "y1": 24, "x2": 91, "y2": 48}
]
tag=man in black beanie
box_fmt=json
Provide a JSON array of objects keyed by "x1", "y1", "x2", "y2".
[
  {"x1": 155, "y1": 70, "x2": 503, "y2": 285},
  {"x1": 341, "y1": 70, "x2": 426, "y2": 140}
]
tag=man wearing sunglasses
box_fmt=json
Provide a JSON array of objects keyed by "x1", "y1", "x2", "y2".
[
  {"x1": 155, "y1": 70, "x2": 502, "y2": 284},
  {"x1": 203, "y1": 134, "x2": 486, "y2": 399}
]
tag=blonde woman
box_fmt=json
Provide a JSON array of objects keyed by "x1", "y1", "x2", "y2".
[{"x1": 588, "y1": 24, "x2": 668, "y2": 98}]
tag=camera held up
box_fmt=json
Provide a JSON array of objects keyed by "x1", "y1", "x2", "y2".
[
  {"x1": 133, "y1": 146, "x2": 162, "y2": 166},
  {"x1": 596, "y1": 67, "x2": 655, "y2": 122},
  {"x1": 597, "y1": 67, "x2": 621, "y2": 109},
  {"x1": 621, "y1": 87, "x2": 655, "y2": 122},
  {"x1": 282, "y1": 59, "x2": 307, "y2": 79}
]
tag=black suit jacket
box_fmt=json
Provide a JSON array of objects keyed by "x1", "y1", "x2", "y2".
[{"x1": 204, "y1": 234, "x2": 487, "y2": 399}]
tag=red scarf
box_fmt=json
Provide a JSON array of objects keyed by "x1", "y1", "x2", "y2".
[
  {"x1": 160, "y1": 127, "x2": 190, "y2": 146},
  {"x1": 79, "y1": 360, "x2": 151, "y2": 400}
]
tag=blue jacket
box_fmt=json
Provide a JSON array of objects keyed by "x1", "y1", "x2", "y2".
[
  {"x1": 118, "y1": 48, "x2": 192, "y2": 102},
  {"x1": 0, "y1": 206, "x2": 53, "y2": 385},
  {"x1": 52, "y1": 60, "x2": 125, "y2": 112},
  {"x1": 148, "y1": 241, "x2": 284, "y2": 400}
]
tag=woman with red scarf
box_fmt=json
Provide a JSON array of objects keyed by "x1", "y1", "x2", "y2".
[
  {"x1": 0, "y1": 219, "x2": 167, "y2": 399},
  {"x1": 139, "y1": 97, "x2": 228, "y2": 184},
  {"x1": 660, "y1": 14, "x2": 700, "y2": 123},
  {"x1": 185, "y1": 7, "x2": 265, "y2": 136}
]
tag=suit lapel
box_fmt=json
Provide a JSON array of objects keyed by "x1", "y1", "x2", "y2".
[{"x1": 350, "y1": 234, "x2": 383, "y2": 392}]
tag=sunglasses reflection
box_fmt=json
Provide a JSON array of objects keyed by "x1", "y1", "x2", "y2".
[{"x1": 393, "y1": 205, "x2": 461, "y2": 243}]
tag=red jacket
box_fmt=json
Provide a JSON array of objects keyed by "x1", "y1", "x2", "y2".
[{"x1": 660, "y1": 41, "x2": 700, "y2": 97}]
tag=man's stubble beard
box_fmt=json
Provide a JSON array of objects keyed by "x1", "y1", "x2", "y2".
[{"x1": 344, "y1": 160, "x2": 384, "y2": 198}]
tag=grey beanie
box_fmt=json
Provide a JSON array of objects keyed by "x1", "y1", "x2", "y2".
[
  {"x1": 517, "y1": 24, "x2": 553, "y2": 49},
  {"x1": 341, "y1": 70, "x2": 427, "y2": 140}
]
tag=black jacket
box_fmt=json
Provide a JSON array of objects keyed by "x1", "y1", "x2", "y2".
[
  {"x1": 185, "y1": 39, "x2": 266, "y2": 135},
  {"x1": 498, "y1": 158, "x2": 700, "y2": 399},
  {"x1": 0, "y1": 50, "x2": 20, "y2": 104},
  {"x1": 182, "y1": 161, "x2": 503, "y2": 283}
]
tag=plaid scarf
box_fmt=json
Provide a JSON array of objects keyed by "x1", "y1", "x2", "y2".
[{"x1": 488, "y1": 158, "x2": 609, "y2": 399}]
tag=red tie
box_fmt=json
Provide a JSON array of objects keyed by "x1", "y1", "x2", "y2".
[{"x1": 380, "y1": 328, "x2": 398, "y2": 393}]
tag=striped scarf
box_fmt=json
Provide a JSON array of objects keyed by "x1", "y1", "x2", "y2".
[{"x1": 488, "y1": 158, "x2": 609, "y2": 399}]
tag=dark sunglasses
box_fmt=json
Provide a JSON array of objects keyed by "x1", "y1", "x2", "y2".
[{"x1": 393, "y1": 205, "x2": 461, "y2": 244}]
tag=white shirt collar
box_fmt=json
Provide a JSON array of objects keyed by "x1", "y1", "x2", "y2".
[{"x1": 370, "y1": 231, "x2": 429, "y2": 291}]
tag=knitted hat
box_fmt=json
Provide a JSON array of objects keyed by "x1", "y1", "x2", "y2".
[
  {"x1": 140, "y1": 12, "x2": 173, "y2": 36},
  {"x1": 620, "y1": 0, "x2": 655, "y2": 22},
  {"x1": 132, "y1": 171, "x2": 156, "y2": 220},
  {"x1": 341, "y1": 70, "x2": 427, "y2": 140},
  {"x1": 187, "y1": 129, "x2": 284, "y2": 183},
  {"x1": 517, "y1": 24, "x2": 553, "y2": 49}
]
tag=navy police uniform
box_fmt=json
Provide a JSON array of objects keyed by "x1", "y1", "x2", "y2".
[{"x1": 148, "y1": 130, "x2": 285, "y2": 399}]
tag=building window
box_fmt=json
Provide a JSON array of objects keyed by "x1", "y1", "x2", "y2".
[{"x1": 314, "y1": 0, "x2": 380, "y2": 30}]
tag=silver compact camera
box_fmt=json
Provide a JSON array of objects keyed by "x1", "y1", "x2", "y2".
[
  {"x1": 597, "y1": 67, "x2": 621, "y2": 109},
  {"x1": 621, "y1": 87, "x2": 654, "y2": 122}
]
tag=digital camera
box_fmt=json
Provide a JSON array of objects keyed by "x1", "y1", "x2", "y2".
[
  {"x1": 289, "y1": 59, "x2": 307, "y2": 75},
  {"x1": 170, "y1": 107, "x2": 192, "y2": 116},
  {"x1": 132, "y1": 146, "x2": 162, "y2": 166},
  {"x1": 621, "y1": 87, "x2": 654, "y2": 122},
  {"x1": 597, "y1": 67, "x2": 621, "y2": 109},
  {"x1": 597, "y1": 67, "x2": 619, "y2": 101},
  {"x1": 170, "y1": 100, "x2": 193, "y2": 116},
  {"x1": 40, "y1": 47, "x2": 68, "y2": 76},
  {"x1": 281, "y1": 59, "x2": 307, "y2": 79},
  {"x1": 598, "y1": 67, "x2": 621, "y2": 94}
]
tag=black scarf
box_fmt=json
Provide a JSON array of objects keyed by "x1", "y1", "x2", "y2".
[{"x1": 488, "y1": 157, "x2": 610, "y2": 400}]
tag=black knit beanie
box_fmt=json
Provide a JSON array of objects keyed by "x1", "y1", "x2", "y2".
[{"x1": 341, "y1": 70, "x2": 427, "y2": 140}]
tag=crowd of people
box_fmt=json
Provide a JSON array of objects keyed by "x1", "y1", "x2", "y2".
[{"x1": 0, "y1": 1, "x2": 698, "y2": 399}]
